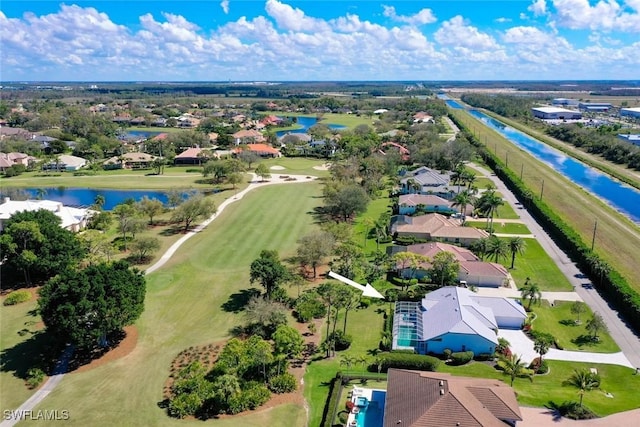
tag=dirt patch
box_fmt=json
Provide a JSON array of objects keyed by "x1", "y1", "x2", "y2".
[
  {"x1": 71, "y1": 326, "x2": 138, "y2": 374},
  {"x1": 313, "y1": 163, "x2": 331, "y2": 171},
  {"x1": 162, "y1": 342, "x2": 223, "y2": 400}
]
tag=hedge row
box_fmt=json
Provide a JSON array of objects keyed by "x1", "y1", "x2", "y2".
[
  {"x1": 370, "y1": 352, "x2": 440, "y2": 372},
  {"x1": 320, "y1": 373, "x2": 343, "y2": 427},
  {"x1": 450, "y1": 113, "x2": 640, "y2": 334}
]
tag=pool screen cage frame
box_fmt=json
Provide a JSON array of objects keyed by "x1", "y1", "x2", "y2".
[{"x1": 392, "y1": 301, "x2": 423, "y2": 350}]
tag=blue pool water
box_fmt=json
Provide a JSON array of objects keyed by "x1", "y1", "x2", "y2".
[
  {"x1": 396, "y1": 325, "x2": 419, "y2": 348},
  {"x1": 355, "y1": 390, "x2": 386, "y2": 427}
]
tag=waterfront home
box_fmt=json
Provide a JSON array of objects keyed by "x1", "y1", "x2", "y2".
[
  {"x1": 232, "y1": 129, "x2": 266, "y2": 145},
  {"x1": 384, "y1": 369, "x2": 522, "y2": 427},
  {"x1": 391, "y1": 213, "x2": 489, "y2": 246},
  {"x1": 233, "y1": 143, "x2": 281, "y2": 158},
  {"x1": 393, "y1": 286, "x2": 526, "y2": 354},
  {"x1": 0, "y1": 197, "x2": 93, "y2": 232},
  {"x1": 397, "y1": 194, "x2": 463, "y2": 215},
  {"x1": 103, "y1": 152, "x2": 156, "y2": 170},
  {"x1": 42, "y1": 154, "x2": 87, "y2": 171}
]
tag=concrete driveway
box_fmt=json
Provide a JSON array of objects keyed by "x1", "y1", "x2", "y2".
[{"x1": 497, "y1": 329, "x2": 634, "y2": 368}]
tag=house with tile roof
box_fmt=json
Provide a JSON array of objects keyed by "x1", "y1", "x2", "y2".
[
  {"x1": 233, "y1": 143, "x2": 281, "y2": 158},
  {"x1": 392, "y1": 242, "x2": 509, "y2": 288},
  {"x1": 393, "y1": 287, "x2": 525, "y2": 354},
  {"x1": 232, "y1": 129, "x2": 266, "y2": 145},
  {"x1": 103, "y1": 152, "x2": 156, "y2": 170},
  {"x1": 173, "y1": 147, "x2": 218, "y2": 165},
  {"x1": 398, "y1": 194, "x2": 471, "y2": 216},
  {"x1": 384, "y1": 369, "x2": 522, "y2": 427},
  {"x1": 391, "y1": 213, "x2": 489, "y2": 246},
  {"x1": 42, "y1": 154, "x2": 87, "y2": 171}
]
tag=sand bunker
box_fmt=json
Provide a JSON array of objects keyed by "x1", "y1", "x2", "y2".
[{"x1": 270, "y1": 165, "x2": 286, "y2": 170}]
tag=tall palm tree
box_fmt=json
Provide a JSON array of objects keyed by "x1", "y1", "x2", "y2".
[
  {"x1": 588, "y1": 255, "x2": 610, "y2": 287},
  {"x1": 508, "y1": 236, "x2": 527, "y2": 269},
  {"x1": 563, "y1": 369, "x2": 600, "y2": 407},
  {"x1": 497, "y1": 353, "x2": 533, "y2": 387},
  {"x1": 520, "y1": 280, "x2": 542, "y2": 311},
  {"x1": 451, "y1": 164, "x2": 465, "y2": 193},
  {"x1": 477, "y1": 189, "x2": 504, "y2": 234},
  {"x1": 533, "y1": 335, "x2": 552, "y2": 363},
  {"x1": 340, "y1": 354, "x2": 356, "y2": 371},
  {"x1": 486, "y1": 236, "x2": 509, "y2": 264},
  {"x1": 470, "y1": 237, "x2": 489, "y2": 261},
  {"x1": 452, "y1": 190, "x2": 474, "y2": 222}
]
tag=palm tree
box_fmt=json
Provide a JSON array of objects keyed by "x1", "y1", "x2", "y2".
[
  {"x1": 451, "y1": 164, "x2": 465, "y2": 193},
  {"x1": 340, "y1": 354, "x2": 356, "y2": 371},
  {"x1": 497, "y1": 353, "x2": 533, "y2": 387},
  {"x1": 533, "y1": 335, "x2": 552, "y2": 363},
  {"x1": 452, "y1": 190, "x2": 474, "y2": 222},
  {"x1": 563, "y1": 369, "x2": 600, "y2": 407},
  {"x1": 477, "y1": 189, "x2": 504, "y2": 234},
  {"x1": 586, "y1": 312, "x2": 608, "y2": 341},
  {"x1": 508, "y1": 236, "x2": 527, "y2": 269},
  {"x1": 461, "y1": 170, "x2": 476, "y2": 190},
  {"x1": 35, "y1": 188, "x2": 47, "y2": 200},
  {"x1": 571, "y1": 301, "x2": 586, "y2": 325},
  {"x1": 486, "y1": 236, "x2": 509, "y2": 264},
  {"x1": 470, "y1": 237, "x2": 489, "y2": 261},
  {"x1": 588, "y1": 255, "x2": 610, "y2": 287},
  {"x1": 520, "y1": 279, "x2": 542, "y2": 311}
]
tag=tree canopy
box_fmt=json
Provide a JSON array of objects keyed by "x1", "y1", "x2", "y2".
[
  {"x1": 38, "y1": 260, "x2": 146, "y2": 349},
  {"x1": 249, "y1": 250, "x2": 290, "y2": 300}
]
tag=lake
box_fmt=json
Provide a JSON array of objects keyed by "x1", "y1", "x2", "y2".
[
  {"x1": 17, "y1": 188, "x2": 172, "y2": 210},
  {"x1": 276, "y1": 116, "x2": 345, "y2": 138},
  {"x1": 440, "y1": 94, "x2": 640, "y2": 223}
]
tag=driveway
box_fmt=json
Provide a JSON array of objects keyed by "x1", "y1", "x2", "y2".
[
  {"x1": 519, "y1": 406, "x2": 640, "y2": 427},
  {"x1": 468, "y1": 162, "x2": 640, "y2": 368},
  {"x1": 497, "y1": 329, "x2": 633, "y2": 368}
]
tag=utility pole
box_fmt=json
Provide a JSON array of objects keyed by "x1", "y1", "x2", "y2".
[
  {"x1": 520, "y1": 163, "x2": 524, "y2": 181},
  {"x1": 505, "y1": 151, "x2": 509, "y2": 168},
  {"x1": 540, "y1": 179, "x2": 545, "y2": 200},
  {"x1": 591, "y1": 218, "x2": 598, "y2": 251}
]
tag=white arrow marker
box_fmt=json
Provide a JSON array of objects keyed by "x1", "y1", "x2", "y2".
[{"x1": 328, "y1": 271, "x2": 385, "y2": 299}]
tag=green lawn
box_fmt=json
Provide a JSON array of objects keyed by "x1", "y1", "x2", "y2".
[
  {"x1": 530, "y1": 301, "x2": 620, "y2": 353},
  {"x1": 465, "y1": 221, "x2": 531, "y2": 235},
  {"x1": 507, "y1": 239, "x2": 574, "y2": 292},
  {"x1": 0, "y1": 294, "x2": 53, "y2": 412},
  {"x1": 24, "y1": 182, "x2": 324, "y2": 426},
  {"x1": 439, "y1": 360, "x2": 640, "y2": 417}
]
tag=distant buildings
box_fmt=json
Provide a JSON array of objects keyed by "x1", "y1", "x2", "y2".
[
  {"x1": 620, "y1": 107, "x2": 640, "y2": 119},
  {"x1": 618, "y1": 134, "x2": 640, "y2": 147},
  {"x1": 531, "y1": 107, "x2": 582, "y2": 120},
  {"x1": 552, "y1": 98, "x2": 579, "y2": 107},
  {"x1": 43, "y1": 154, "x2": 87, "y2": 171},
  {"x1": 578, "y1": 102, "x2": 612, "y2": 112}
]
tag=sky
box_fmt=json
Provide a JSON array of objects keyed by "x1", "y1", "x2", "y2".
[{"x1": 1, "y1": 0, "x2": 639, "y2": 82}]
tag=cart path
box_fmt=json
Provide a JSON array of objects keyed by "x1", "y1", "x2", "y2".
[{"x1": 0, "y1": 173, "x2": 317, "y2": 426}]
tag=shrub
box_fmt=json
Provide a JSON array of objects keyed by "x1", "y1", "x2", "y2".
[
  {"x1": 529, "y1": 357, "x2": 549, "y2": 374},
  {"x1": 294, "y1": 296, "x2": 326, "y2": 322},
  {"x1": 474, "y1": 353, "x2": 494, "y2": 361},
  {"x1": 168, "y1": 392, "x2": 201, "y2": 418},
  {"x1": 555, "y1": 401, "x2": 597, "y2": 420},
  {"x1": 25, "y1": 367, "x2": 45, "y2": 389},
  {"x1": 449, "y1": 351, "x2": 474, "y2": 366},
  {"x1": 3, "y1": 290, "x2": 31, "y2": 306},
  {"x1": 370, "y1": 352, "x2": 440, "y2": 372},
  {"x1": 443, "y1": 349, "x2": 452, "y2": 360},
  {"x1": 327, "y1": 330, "x2": 353, "y2": 351},
  {"x1": 241, "y1": 382, "x2": 271, "y2": 410},
  {"x1": 268, "y1": 372, "x2": 297, "y2": 394}
]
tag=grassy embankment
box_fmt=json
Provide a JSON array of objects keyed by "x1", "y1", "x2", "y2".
[
  {"x1": 451, "y1": 109, "x2": 640, "y2": 294},
  {"x1": 18, "y1": 182, "x2": 323, "y2": 426}
]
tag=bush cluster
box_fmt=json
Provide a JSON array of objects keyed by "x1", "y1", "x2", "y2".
[
  {"x1": 3, "y1": 290, "x2": 31, "y2": 306},
  {"x1": 326, "y1": 330, "x2": 353, "y2": 351},
  {"x1": 370, "y1": 352, "x2": 440, "y2": 372},
  {"x1": 449, "y1": 351, "x2": 474, "y2": 366},
  {"x1": 268, "y1": 372, "x2": 297, "y2": 394},
  {"x1": 26, "y1": 367, "x2": 46, "y2": 389}
]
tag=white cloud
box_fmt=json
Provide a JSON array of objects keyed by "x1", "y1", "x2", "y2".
[
  {"x1": 528, "y1": 0, "x2": 548, "y2": 16},
  {"x1": 1, "y1": 3, "x2": 639, "y2": 81},
  {"x1": 382, "y1": 6, "x2": 437, "y2": 25},
  {"x1": 495, "y1": 17, "x2": 512, "y2": 23},
  {"x1": 264, "y1": 0, "x2": 329, "y2": 32},
  {"x1": 434, "y1": 16, "x2": 499, "y2": 50},
  {"x1": 220, "y1": 1, "x2": 229, "y2": 14},
  {"x1": 550, "y1": 0, "x2": 640, "y2": 31}
]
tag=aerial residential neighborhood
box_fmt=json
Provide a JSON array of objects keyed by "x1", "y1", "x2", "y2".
[{"x1": 2, "y1": 1, "x2": 640, "y2": 427}]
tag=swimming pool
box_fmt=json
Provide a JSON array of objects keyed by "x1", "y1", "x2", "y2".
[
  {"x1": 395, "y1": 325, "x2": 419, "y2": 348},
  {"x1": 354, "y1": 390, "x2": 386, "y2": 427}
]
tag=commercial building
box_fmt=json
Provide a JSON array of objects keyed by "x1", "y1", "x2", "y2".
[
  {"x1": 620, "y1": 107, "x2": 640, "y2": 119},
  {"x1": 531, "y1": 107, "x2": 582, "y2": 120},
  {"x1": 578, "y1": 102, "x2": 613, "y2": 112}
]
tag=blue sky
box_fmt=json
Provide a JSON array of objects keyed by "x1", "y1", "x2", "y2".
[{"x1": 1, "y1": 0, "x2": 639, "y2": 81}]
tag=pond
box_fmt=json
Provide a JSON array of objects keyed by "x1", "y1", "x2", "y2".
[
  {"x1": 276, "y1": 116, "x2": 345, "y2": 138},
  {"x1": 15, "y1": 188, "x2": 174, "y2": 210}
]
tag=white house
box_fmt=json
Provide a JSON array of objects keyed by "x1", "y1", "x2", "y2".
[
  {"x1": 0, "y1": 197, "x2": 93, "y2": 232},
  {"x1": 43, "y1": 154, "x2": 87, "y2": 171}
]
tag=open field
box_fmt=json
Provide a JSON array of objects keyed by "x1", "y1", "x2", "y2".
[
  {"x1": 531, "y1": 300, "x2": 620, "y2": 353},
  {"x1": 16, "y1": 182, "x2": 323, "y2": 426},
  {"x1": 452, "y1": 109, "x2": 640, "y2": 294},
  {"x1": 465, "y1": 220, "x2": 531, "y2": 235}
]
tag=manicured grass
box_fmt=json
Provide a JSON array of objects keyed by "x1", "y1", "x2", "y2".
[
  {"x1": 259, "y1": 157, "x2": 331, "y2": 178},
  {"x1": 506, "y1": 239, "x2": 574, "y2": 291},
  {"x1": 0, "y1": 294, "x2": 52, "y2": 412},
  {"x1": 465, "y1": 221, "x2": 531, "y2": 235},
  {"x1": 452, "y1": 109, "x2": 640, "y2": 294},
  {"x1": 304, "y1": 303, "x2": 387, "y2": 427},
  {"x1": 530, "y1": 301, "x2": 620, "y2": 353},
  {"x1": 439, "y1": 360, "x2": 640, "y2": 417},
  {"x1": 354, "y1": 192, "x2": 394, "y2": 256},
  {"x1": 27, "y1": 182, "x2": 324, "y2": 426}
]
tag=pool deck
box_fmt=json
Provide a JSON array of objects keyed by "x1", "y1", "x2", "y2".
[{"x1": 346, "y1": 387, "x2": 385, "y2": 427}]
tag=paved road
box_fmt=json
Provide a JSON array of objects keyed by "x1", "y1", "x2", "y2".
[{"x1": 469, "y1": 163, "x2": 640, "y2": 368}]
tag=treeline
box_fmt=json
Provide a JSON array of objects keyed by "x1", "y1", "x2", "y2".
[
  {"x1": 460, "y1": 93, "x2": 535, "y2": 119},
  {"x1": 546, "y1": 125, "x2": 640, "y2": 170},
  {"x1": 449, "y1": 113, "x2": 640, "y2": 335}
]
